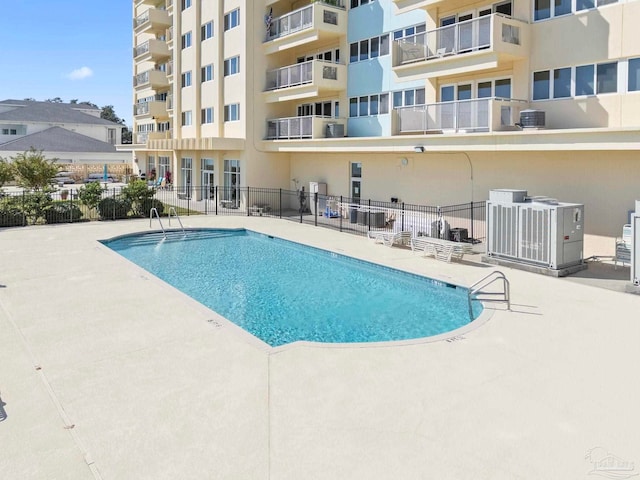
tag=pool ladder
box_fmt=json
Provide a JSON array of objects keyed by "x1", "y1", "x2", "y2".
[
  {"x1": 150, "y1": 207, "x2": 186, "y2": 239},
  {"x1": 467, "y1": 271, "x2": 510, "y2": 320}
]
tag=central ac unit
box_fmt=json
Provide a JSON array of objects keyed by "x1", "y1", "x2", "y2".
[
  {"x1": 486, "y1": 189, "x2": 584, "y2": 269},
  {"x1": 326, "y1": 123, "x2": 344, "y2": 138},
  {"x1": 519, "y1": 109, "x2": 545, "y2": 129}
]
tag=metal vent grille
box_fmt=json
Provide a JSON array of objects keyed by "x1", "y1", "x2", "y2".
[{"x1": 519, "y1": 207, "x2": 550, "y2": 263}]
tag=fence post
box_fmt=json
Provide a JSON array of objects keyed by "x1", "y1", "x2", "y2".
[
  {"x1": 112, "y1": 187, "x2": 116, "y2": 221},
  {"x1": 401, "y1": 202, "x2": 405, "y2": 231},
  {"x1": 279, "y1": 189, "x2": 282, "y2": 219},
  {"x1": 314, "y1": 192, "x2": 318, "y2": 226},
  {"x1": 215, "y1": 186, "x2": 218, "y2": 215},
  {"x1": 339, "y1": 195, "x2": 343, "y2": 232},
  {"x1": 470, "y1": 200, "x2": 474, "y2": 242},
  {"x1": 367, "y1": 199, "x2": 371, "y2": 232},
  {"x1": 247, "y1": 186, "x2": 251, "y2": 217}
]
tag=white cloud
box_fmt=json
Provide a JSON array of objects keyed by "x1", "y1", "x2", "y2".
[{"x1": 66, "y1": 67, "x2": 94, "y2": 80}]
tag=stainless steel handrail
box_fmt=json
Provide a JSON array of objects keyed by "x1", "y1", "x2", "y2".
[{"x1": 468, "y1": 270, "x2": 510, "y2": 320}]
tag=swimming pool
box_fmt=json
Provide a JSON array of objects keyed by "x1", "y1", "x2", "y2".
[{"x1": 103, "y1": 229, "x2": 483, "y2": 347}]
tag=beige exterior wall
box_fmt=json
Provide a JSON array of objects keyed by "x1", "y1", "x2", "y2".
[
  {"x1": 130, "y1": 0, "x2": 640, "y2": 242},
  {"x1": 287, "y1": 148, "x2": 639, "y2": 237}
]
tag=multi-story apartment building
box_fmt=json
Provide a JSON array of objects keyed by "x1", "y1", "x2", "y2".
[{"x1": 132, "y1": 0, "x2": 640, "y2": 237}]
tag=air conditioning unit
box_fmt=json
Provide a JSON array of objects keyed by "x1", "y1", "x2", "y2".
[
  {"x1": 519, "y1": 109, "x2": 545, "y2": 129},
  {"x1": 326, "y1": 123, "x2": 344, "y2": 138},
  {"x1": 486, "y1": 189, "x2": 584, "y2": 270}
]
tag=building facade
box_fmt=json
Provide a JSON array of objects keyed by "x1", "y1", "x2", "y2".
[{"x1": 132, "y1": 0, "x2": 640, "y2": 237}]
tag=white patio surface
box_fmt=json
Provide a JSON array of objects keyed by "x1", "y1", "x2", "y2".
[{"x1": 0, "y1": 216, "x2": 638, "y2": 479}]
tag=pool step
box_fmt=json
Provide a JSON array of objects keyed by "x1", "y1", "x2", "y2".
[{"x1": 123, "y1": 229, "x2": 239, "y2": 246}]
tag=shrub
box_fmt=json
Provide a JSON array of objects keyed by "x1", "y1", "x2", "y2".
[
  {"x1": 141, "y1": 198, "x2": 164, "y2": 218},
  {"x1": 44, "y1": 202, "x2": 83, "y2": 224},
  {"x1": 78, "y1": 182, "x2": 105, "y2": 212},
  {"x1": 21, "y1": 190, "x2": 53, "y2": 225},
  {"x1": 121, "y1": 180, "x2": 156, "y2": 216},
  {"x1": 0, "y1": 196, "x2": 25, "y2": 227},
  {"x1": 98, "y1": 197, "x2": 131, "y2": 220}
]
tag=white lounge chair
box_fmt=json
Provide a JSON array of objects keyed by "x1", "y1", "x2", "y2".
[
  {"x1": 411, "y1": 236, "x2": 473, "y2": 262},
  {"x1": 367, "y1": 230, "x2": 412, "y2": 247}
]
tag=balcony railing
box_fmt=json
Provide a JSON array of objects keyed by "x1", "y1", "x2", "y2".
[
  {"x1": 134, "y1": 98, "x2": 167, "y2": 117},
  {"x1": 265, "y1": 60, "x2": 340, "y2": 90},
  {"x1": 266, "y1": 115, "x2": 345, "y2": 139},
  {"x1": 133, "y1": 68, "x2": 168, "y2": 89},
  {"x1": 133, "y1": 39, "x2": 169, "y2": 60},
  {"x1": 265, "y1": 1, "x2": 344, "y2": 42},
  {"x1": 392, "y1": 14, "x2": 523, "y2": 66},
  {"x1": 395, "y1": 98, "x2": 528, "y2": 134},
  {"x1": 166, "y1": 94, "x2": 173, "y2": 110}
]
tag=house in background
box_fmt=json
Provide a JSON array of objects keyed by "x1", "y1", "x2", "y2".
[{"x1": 0, "y1": 99, "x2": 132, "y2": 177}]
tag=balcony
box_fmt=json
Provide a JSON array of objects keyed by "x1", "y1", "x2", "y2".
[
  {"x1": 166, "y1": 94, "x2": 173, "y2": 111},
  {"x1": 134, "y1": 69, "x2": 169, "y2": 90},
  {"x1": 392, "y1": 14, "x2": 529, "y2": 79},
  {"x1": 266, "y1": 116, "x2": 346, "y2": 140},
  {"x1": 136, "y1": 131, "x2": 171, "y2": 145},
  {"x1": 394, "y1": 98, "x2": 528, "y2": 134},
  {"x1": 134, "y1": 100, "x2": 168, "y2": 119},
  {"x1": 133, "y1": 39, "x2": 170, "y2": 62},
  {"x1": 264, "y1": 60, "x2": 346, "y2": 103},
  {"x1": 134, "y1": 8, "x2": 171, "y2": 35},
  {"x1": 263, "y1": 1, "x2": 347, "y2": 55},
  {"x1": 392, "y1": 0, "x2": 446, "y2": 12},
  {"x1": 136, "y1": 0, "x2": 165, "y2": 5}
]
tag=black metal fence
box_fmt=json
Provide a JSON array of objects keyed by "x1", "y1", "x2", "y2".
[{"x1": 0, "y1": 185, "x2": 486, "y2": 243}]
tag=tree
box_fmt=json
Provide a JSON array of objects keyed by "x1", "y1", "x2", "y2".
[
  {"x1": 11, "y1": 149, "x2": 59, "y2": 191},
  {"x1": 121, "y1": 127, "x2": 132, "y2": 144},
  {"x1": 100, "y1": 105, "x2": 125, "y2": 125},
  {"x1": 77, "y1": 181, "x2": 105, "y2": 212},
  {"x1": 0, "y1": 157, "x2": 14, "y2": 187},
  {"x1": 46, "y1": 97, "x2": 63, "y2": 103}
]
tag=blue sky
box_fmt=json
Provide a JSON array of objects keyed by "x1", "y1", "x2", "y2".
[{"x1": 0, "y1": 1, "x2": 133, "y2": 125}]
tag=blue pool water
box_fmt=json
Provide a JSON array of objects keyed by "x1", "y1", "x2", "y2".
[{"x1": 103, "y1": 229, "x2": 482, "y2": 347}]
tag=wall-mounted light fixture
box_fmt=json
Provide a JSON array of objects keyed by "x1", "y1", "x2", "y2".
[
  {"x1": 414, "y1": 146, "x2": 425, "y2": 153},
  {"x1": 401, "y1": 157, "x2": 408, "y2": 166}
]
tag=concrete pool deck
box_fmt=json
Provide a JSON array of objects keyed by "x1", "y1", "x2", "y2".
[{"x1": 1, "y1": 217, "x2": 639, "y2": 479}]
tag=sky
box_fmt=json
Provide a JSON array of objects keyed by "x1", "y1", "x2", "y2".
[{"x1": 0, "y1": 1, "x2": 133, "y2": 125}]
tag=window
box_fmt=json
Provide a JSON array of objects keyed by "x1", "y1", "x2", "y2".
[
  {"x1": 351, "y1": 0, "x2": 375, "y2": 7},
  {"x1": 224, "y1": 9, "x2": 240, "y2": 31},
  {"x1": 224, "y1": 56, "x2": 240, "y2": 76},
  {"x1": 553, "y1": 67, "x2": 571, "y2": 98},
  {"x1": 392, "y1": 88, "x2": 425, "y2": 107},
  {"x1": 629, "y1": 58, "x2": 640, "y2": 92},
  {"x1": 349, "y1": 94, "x2": 389, "y2": 117},
  {"x1": 201, "y1": 21, "x2": 213, "y2": 40},
  {"x1": 181, "y1": 0, "x2": 191, "y2": 10},
  {"x1": 181, "y1": 71, "x2": 192, "y2": 88},
  {"x1": 495, "y1": 78, "x2": 512, "y2": 98},
  {"x1": 533, "y1": 70, "x2": 550, "y2": 100},
  {"x1": 393, "y1": 24, "x2": 426, "y2": 40},
  {"x1": 536, "y1": 0, "x2": 617, "y2": 19},
  {"x1": 181, "y1": 110, "x2": 192, "y2": 126},
  {"x1": 597, "y1": 62, "x2": 617, "y2": 94},
  {"x1": 576, "y1": 65, "x2": 594, "y2": 96},
  {"x1": 224, "y1": 103, "x2": 240, "y2": 121},
  {"x1": 201, "y1": 107, "x2": 214, "y2": 124},
  {"x1": 349, "y1": 34, "x2": 389, "y2": 63},
  {"x1": 201, "y1": 64, "x2": 213, "y2": 82},
  {"x1": 297, "y1": 101, "x2": 337, "y2": 117},
  {"x1": 181, "y1": 31, "x2": 192, "y2": 49}
]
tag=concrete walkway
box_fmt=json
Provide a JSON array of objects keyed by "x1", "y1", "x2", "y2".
[{"x1": 0, "y1": 217, "x2": 639, "y2": 479}]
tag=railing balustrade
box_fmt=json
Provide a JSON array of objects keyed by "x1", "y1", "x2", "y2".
[
  {"x1": 393, "y1": 14, "x2": 522, "y2": 66},
  {"x1": 395, "y1": 97, "x2": 528, "y2": 134}
]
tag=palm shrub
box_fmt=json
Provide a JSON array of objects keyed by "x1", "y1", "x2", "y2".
[{"x1": 21, "y1": 190, "x2": 54, "y2": 224}]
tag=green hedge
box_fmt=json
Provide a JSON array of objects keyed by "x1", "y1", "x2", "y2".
[
  {"x1": 98, "y1": 197, "x2": 131, "y2": 220},
  {"x1": 45, "y1": 202, "x2": 84, "y2": 224}
]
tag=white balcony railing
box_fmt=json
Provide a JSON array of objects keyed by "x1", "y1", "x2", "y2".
[
  {"x1": 134, "y1": 41, "x2": 151, "y2": 57},
  {"x1": 265, "y1": 60, "x2": 340, "y2": 90},
  {"x1": 393, "y1": 13, "x2": 522, "y2": 66},
  {"x1": 266, "y1": 115, "x2": 345, "y2": 139},
  {"x1": 395, "y1": 98, "x2": 528, "y2": 134},
  {"x1": 265, "y1": 1, "x2": 343, "y2": 42}
]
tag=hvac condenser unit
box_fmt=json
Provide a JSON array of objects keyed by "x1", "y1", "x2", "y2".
[{"x1": 486, "y1": 189, "x2": 584, "y2": 270}]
